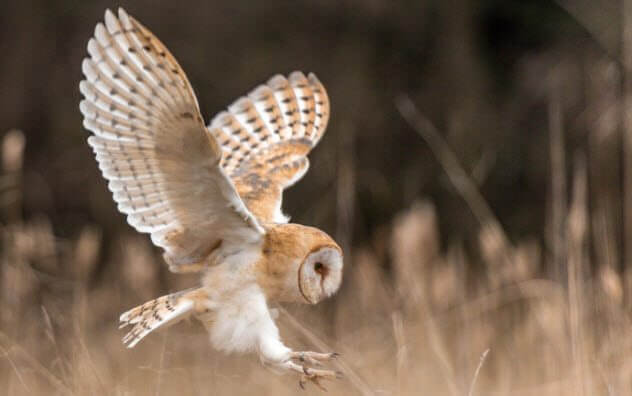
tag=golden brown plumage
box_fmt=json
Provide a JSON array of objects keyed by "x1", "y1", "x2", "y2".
[
  {"x1": 233, "y1": 139, "x2": 312, "y2": 222},
  {"x1": 256, "y1": 224, "x2": 342, "y2": 303}
]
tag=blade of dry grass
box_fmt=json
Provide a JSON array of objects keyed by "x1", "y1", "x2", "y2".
[
  {"x1": 74, "y1": 321, "x2": 107, "y2": 393},
  {"x1": 435, "y1": 279, "x2": 566, "y2": 326},
  {"x1": 395, "y1": 95, "x2": 510, "y2": 249},
  {"x1": 467, "y1": 348, "x2": 490, "y2": 396},
  {"x1": 420, "y1": 305, "x2": 460, "y2": 396},
  {"x1": 336, "y1": 121, "x2": 355, "y2": 260},
  {"x1": 0, "y1": 331, "x2": 74, "y2": 395},
  {"x1": 0, "y1": 343, "x2": 30, "y2": 392},
  {"x1": 155, "y1": 331, "x2": 169, "y2": 396},
  {"x1": 623, "y1": 0, "x2": 632, "y2": 295},
  {"x1": 41, "y1": 306, "x2": 72, "y2": 386},
  {"x1": 391, "y1": 310, "x2": 407, "y2": 396},
  {"x1": 567, "y1": 154, "x2": 591, "y2": 396},
  {"x1": 548, "y1": 69, "x2": 568, "y2": 282},
  {"x1": 554, "y1": 0, "x2": 620, "y2": 60},
  {"x1": 277, "y1": 306, "x2": 375, "y2": 396},
  {"x1": 1, "y1": 129, "x2": 24, "y2": 223}
]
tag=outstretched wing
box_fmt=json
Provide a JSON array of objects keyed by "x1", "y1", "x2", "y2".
[
  {"x1": 79, "y1": 8, "x2": 263, "y2": 270},
  {"x1": 208, "y1": 72, "x2": 330, "y2": 223}
]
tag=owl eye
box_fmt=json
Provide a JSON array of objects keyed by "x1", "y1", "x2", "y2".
[{"x1": 314, "y1": 262, "x2": 325, "y2": 275}]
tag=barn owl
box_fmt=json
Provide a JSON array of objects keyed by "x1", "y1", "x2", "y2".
[{"x1": 79, "y1": 8, "x2": 343, "y2": 389}]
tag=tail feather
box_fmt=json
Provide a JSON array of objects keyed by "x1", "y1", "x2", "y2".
[{"x1": 119, "y1": 288, "x2": 201, "y2": 348}]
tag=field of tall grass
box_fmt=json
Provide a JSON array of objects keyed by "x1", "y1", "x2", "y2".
[{"x1": 1, "y1": 90, "x2": 631, "y2": 394}]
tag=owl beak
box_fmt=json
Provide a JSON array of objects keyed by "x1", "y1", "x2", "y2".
[{"x1": 299, "y1": 288, "x2": 318, "y2": 304}]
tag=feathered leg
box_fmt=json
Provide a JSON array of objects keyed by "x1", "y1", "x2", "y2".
[
  {"x1": 253, "y1": 303, "x2": 341, "y2": 390},
  {"x1": 203, "y1": 284, "x2": 342, "y2": 390}
]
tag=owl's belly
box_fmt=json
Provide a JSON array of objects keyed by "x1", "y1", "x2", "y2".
[{"x1": 196, "y1": 282, "x2": 274, "y2": 355}]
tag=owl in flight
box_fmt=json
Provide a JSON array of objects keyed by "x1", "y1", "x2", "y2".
[{"x1": 79, "y1": 8, "x2": 343, "y2": 389}]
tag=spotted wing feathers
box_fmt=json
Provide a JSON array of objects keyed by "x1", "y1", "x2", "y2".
[
  {"x1": 119, "y1": 289, "x2": 202, "y2": 348},
  {"x1": 79, "y1": 8, "x2": 263, "y2": 270},
  {"x1": 208, "y1": 72, "x2": 330, "y2": 223}
]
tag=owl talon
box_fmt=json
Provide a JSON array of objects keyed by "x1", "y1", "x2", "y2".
[
  {"x1": 295, "y1": 352, "x2": 322, "y2": 366},
  {"x1": 300, "y1": 367, "x2": 330, "y2": 391},
  {"x1": 281, "y1": 358, "x2": 340, "y2": 391},
  {"x1": 290, "y1": 350, "x2": 338, "y2": 366}
]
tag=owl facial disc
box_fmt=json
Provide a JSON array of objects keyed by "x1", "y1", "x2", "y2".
[{"x1": 298, "y1": 246, "x2": 343, "y2": 304}]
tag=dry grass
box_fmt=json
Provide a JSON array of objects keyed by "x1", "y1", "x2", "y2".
[{"x1": 1, "y1": 118, "x2": 631, "y2": 396}]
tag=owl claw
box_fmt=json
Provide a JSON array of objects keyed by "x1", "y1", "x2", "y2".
[
  {"x1": 299, "y1": 366, "x2": 332, "y2": 391},
  {"x1": 282, "y1": 355, "x2": 340, "y2": 391},
  {"x1": 290, "y1": 351, "x2": 338, "y2": 366},
  {"x1": 295, "y1": 352, "x2": 322, "y2": 366}
]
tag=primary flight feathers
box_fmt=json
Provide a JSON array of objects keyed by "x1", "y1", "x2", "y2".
[{"x1": 79, "y1": 8, "x2": 330, "y2": 268}]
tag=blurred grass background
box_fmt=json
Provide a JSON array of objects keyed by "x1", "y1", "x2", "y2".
[{"x1": 1, "y1": 0, "x2": 631, "y2": 394}]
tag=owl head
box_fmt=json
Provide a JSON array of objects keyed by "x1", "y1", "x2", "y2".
[{"x1": 260, "y1": 224, "x2": 343, "y2": 304}]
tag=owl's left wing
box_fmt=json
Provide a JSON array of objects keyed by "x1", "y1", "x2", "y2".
[
  {"x1": 208, "y1": 72, "x2": 330, "y2": 223},
  {"x1": 79, "y1": 8, "x2": 263, "y2": 270}
]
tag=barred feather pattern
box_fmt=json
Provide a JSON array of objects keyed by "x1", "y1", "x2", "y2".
[
  {"x1": 79, "y1": 8, "x2": 263, "y2": 268},
  {"x1": 208, "y1": 72, "x2": 330, "y2": 223},
  {"x1": 119, "y1": 289, "x2": 200, "y2": 348}
]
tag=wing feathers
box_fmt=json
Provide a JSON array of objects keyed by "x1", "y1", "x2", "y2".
[
  {"x1": 80, "y1": 8, "x2": 263, "y2": 269},
  {"x1": 119, "y1": 288, "x2": 202, "y2": 348},
  {"x1": 208, "y1": 72, "x2": 331, "y2": 223}
]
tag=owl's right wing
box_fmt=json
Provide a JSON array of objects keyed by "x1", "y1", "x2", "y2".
[
  {"x1": 208, "y1": 72, "x2": 330, "y2": 223},
  {"x1": 79, "y1": 8, "x2": 264, "y2": 270}
]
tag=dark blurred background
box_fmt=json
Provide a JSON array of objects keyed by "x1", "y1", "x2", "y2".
[{"x1": 2, "y1": 0, "x2": 613, "y2": 254}]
